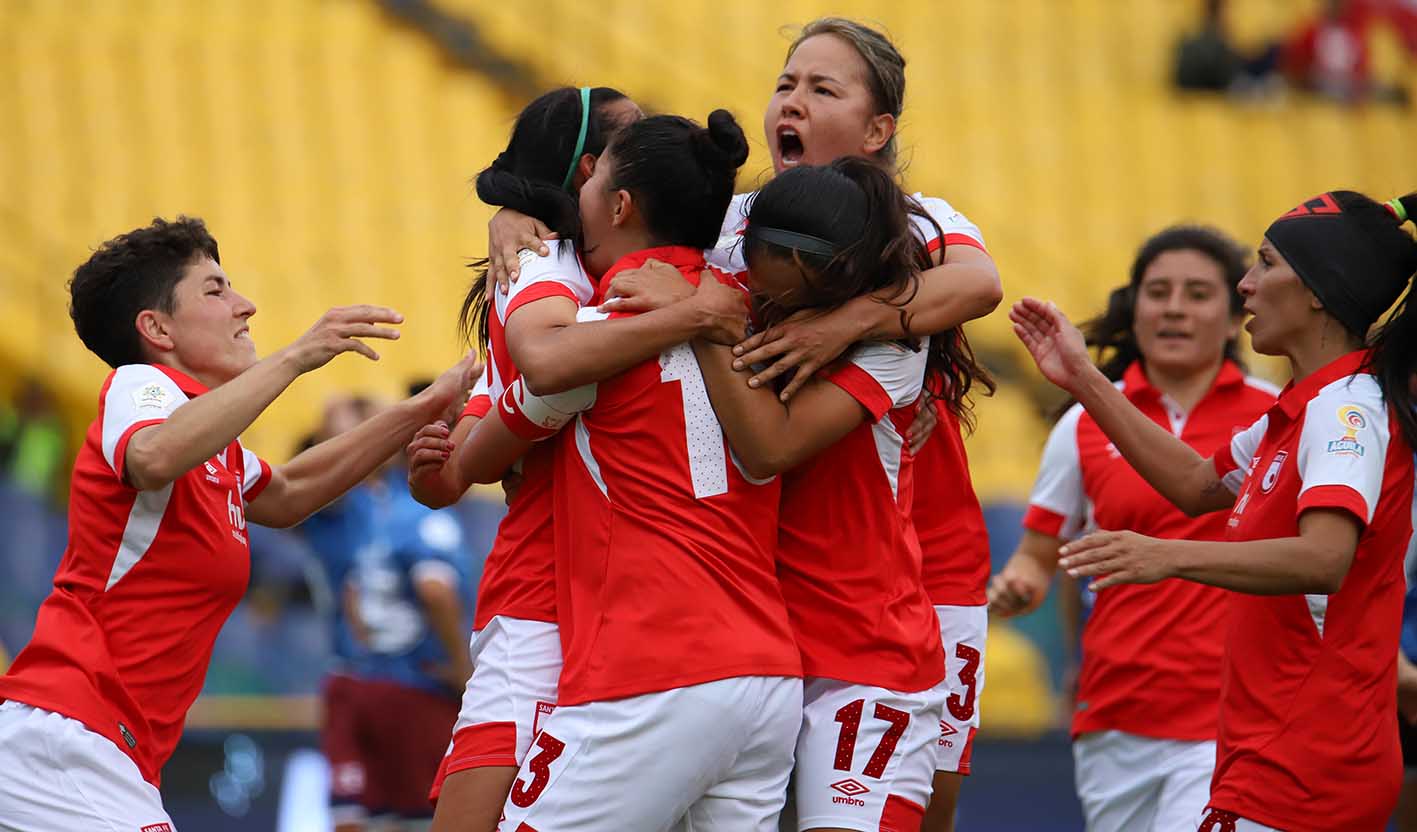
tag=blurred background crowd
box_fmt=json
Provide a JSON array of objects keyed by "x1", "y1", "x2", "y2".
[{"x1": 1, "y1": 0, "x2": 1414, "y2": 828}]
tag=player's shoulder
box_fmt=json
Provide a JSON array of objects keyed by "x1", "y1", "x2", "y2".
[
  {"x1": 102, "y1": 363, "x2": 190, "y2": 411},
  {"x1": 513, "y1": 241, "x2": 593, "y2": 290}
]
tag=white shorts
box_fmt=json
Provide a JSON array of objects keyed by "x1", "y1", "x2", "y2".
[
  {"x1": 434, "y1": 616, "x2": 561, "y2": 793},
  {"x1": 1196, "y1": 808, "x2": 1280, "y2": 831},
  {"x1": 933, "y1": 604, "x2": 987, "y2": 774},
  {"x1": 1073, "y1": 729, "x2": 1216, "y2": 832},
  {"x1": 498, "y1": 675, "x2": 802, "y2": 832},
  {"x1": 0, "y1": 701, "x2": 177, "y2": 832},
  {"x1": 793, "y1": 676, "x2": 946, "y2": 832}
]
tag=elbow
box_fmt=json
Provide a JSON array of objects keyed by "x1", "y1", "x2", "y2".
[
  {"x1": 123, "y1": 449, "x2": 178, "y2": 492},
  {"x1": 1310, "y1": 558, "x2": 1350, "y2": 595},
  {"x1": 975, "y1": 274, "x2": 1004, "y2": 316},
  {"x1": 517, "y1": 355, "x2": 574, "y2": 396},
  {"x1": 737, "y1": 447, "x2": 789, "y2": 480}
]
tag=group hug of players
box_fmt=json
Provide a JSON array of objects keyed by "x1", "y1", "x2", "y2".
[{"x1": 1, "y1": 13, "x2": 1416, "y2": 832}]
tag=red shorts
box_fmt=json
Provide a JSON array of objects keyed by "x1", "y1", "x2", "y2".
[{"x1": 322, "y1": 674, "x2": 459, "y2": 819}]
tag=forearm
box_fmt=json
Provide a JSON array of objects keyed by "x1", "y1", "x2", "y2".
[
  {"x1": 1071, "y1": 369, "x2": 1229, "y2": 515},
  {"x1": 691, "y1": 340, "x2": 794, "y2": 476},
  {"x1": 855, "y1": 260, "x2": 1003, "y2": 341},
  {"x1": 1168, "y1": 536, "x2": 1346, "y2": 595},
  {"x1": 277, "y1": 394, "x2": 438, "y2": 522},
  {"x1": 126, "y1": 351, "x2": 302, "y2": 489},
  {"x1": 516, "y1": 301, "x2": 711, "y2": 394},
  {"x1": 453, "y1": 410, "x2": 534, "y2": 485}
]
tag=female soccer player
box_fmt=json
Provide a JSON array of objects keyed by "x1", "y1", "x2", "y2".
[
  {"x1": 410, "y1": 87, "x2": 748, "y2": 832},
  {"x1": 988, "y1": 226, "x2": 1277, "y2": 832},
  {"x1": 692, "y1": 157, "x2": 985, "y2": 832},
  {"x1": 0, "y1": 216, "x2": 478, "y2": 831},
  {"x1": 478, "y1": 110, "x2": 804, "y2": 832},
  {"x1": 1012, "y1": 191, "x2": 1417, "y2": 832}
]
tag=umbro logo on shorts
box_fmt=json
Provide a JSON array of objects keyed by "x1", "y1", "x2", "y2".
[
  {"x1": 830, "y1": 778, "x2": 870, "y2": 807},
  {"x1": 141, "y1": 824, "x2": 173, "y2": 832},
  {"x1": 938, "y1": 720, "x2": 958, "y2": 736}
]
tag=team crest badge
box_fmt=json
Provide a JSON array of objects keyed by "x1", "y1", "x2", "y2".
[
  {"x1": 1326, "y1": 405, "x2": 1367, "y2": 457},
  {"x1": 1260, "y1": 451, "x2": 1288, "y2": 493}
]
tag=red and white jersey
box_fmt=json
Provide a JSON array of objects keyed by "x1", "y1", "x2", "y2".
[
  {"x1": 778, "y1": 340, "x2": 944, "y2": 692},
  {"x1": 710, "y1": 191, "x2": 986, "y2": 276},
  {"x1": 716, "y1": 189, "x2": 992, "y2": 608},
  {"x1": 0, "y1": 364, "x2": 272, "y2": 785},
  {"x1": 1207, "y1": 350, "x2": 1413, "y2": 830},
  {"x1": 552, "y1": 245, "x2": 801, "y2": 706},
  {"x1": 915, "y1": 401, "x2": 992, "y2": 607},
  {"x1": 462, "y1": 242, "x2": 594, "y2": 629},
  {"x1": 1024, "y1": 361, "x2": 1275, "y2": 741}
]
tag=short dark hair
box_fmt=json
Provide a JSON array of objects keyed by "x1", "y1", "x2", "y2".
[{"x1": 68, "y1": 216, "x2": 221, "y2": 369}]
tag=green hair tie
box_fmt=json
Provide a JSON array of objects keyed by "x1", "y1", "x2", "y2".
[
  {"x1": 561, "y1": 87, "x2": 591, "y2": 192},
  {"x1": 1387, "y1": 197, "x2": 1409, "y2": 223}
]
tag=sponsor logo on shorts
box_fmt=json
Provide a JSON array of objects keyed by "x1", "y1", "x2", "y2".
[
  {"x1": 830, "y1": 778, "x2": 870, "y2": 807},
  {"x1": 1327, "y1": 406, "x2": 1367, "y2": 457},
  {"x1": 141, "y1": 824, "x2": 173, "y2": 832},
  {"x1": 939, "y1": 719, "x2": 958, "y2": 748}
]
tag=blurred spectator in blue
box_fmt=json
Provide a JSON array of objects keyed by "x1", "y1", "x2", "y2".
[
  {"x1": 0, "y1": 377, "x2": 67, "y2": 504},
  {"x1": 296, "y1": 392, "x2": 474, "y2": 831}
]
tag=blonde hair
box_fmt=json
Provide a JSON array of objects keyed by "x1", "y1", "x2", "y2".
[{"x1": 788, "y1": 18, "x2": 906, "y2": 165}]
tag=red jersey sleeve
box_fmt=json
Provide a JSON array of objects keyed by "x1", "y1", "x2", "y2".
[{"x1": 461, "y1": 365, "x2": 492, "y2": 420}]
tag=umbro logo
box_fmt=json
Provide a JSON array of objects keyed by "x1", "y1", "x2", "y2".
[
  {"x1": 830, "y1": 778, "x2": 870, "y2": 807},
  {"x1": 939, "y1": 720, "x2": 958, "y2": 736}
]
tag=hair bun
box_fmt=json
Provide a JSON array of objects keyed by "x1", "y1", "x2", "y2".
[{"x1": 699, "y1": 109, "x2": 749, "y2": 168}]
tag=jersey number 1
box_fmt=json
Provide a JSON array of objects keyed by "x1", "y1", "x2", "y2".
[{"x1": 660, "y1": 344, "x2": 770, "y2": 499}]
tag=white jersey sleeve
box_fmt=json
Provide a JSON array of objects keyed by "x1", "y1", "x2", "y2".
[
  {"x1": 100, "y1": 364, "x2": 192, "y2": 479},
  {"x1": 239, "y1": 443, "x2": 272, "y2": 500},
  {"x1": 1024, "y1": 404, "x2": 1088, "y2": 539},
  {"x1": 909, "y1": 194, "x2": 987, "y2": 252},
  {"x1": 707, "y1": 192, "x2": 753, "y2": 276},
  {"x1": 1214, "y1": 414, "x2": 1270, "y2": 496},
  {"x1": 1295, "y1": 375, "x2": 1390, "y2": 524},
  {"x1": 498, "y1": 241, "x2": 596, "y2": 323},
  {"x1": 823, "y1": 340, "x2": 928, "y2": 422}
]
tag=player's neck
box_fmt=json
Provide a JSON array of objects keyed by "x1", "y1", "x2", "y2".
[
  {"x1": 1142, "y1": 358, "x2": 1222, "y2": 413},
  {"x1": 1285, "y1": 325, "x2": 1365, "y2": 384}
]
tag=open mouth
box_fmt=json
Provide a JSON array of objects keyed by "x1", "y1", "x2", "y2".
[
  {"x1": 777, "y1": 127, "x2": 805, "y2": 166},
  {"x1": 1156, "y1": 330, "x2": 1191, "y2": 341},
  {"x1": 235, "y1": 327, "x2": 250, "y2": 341}
]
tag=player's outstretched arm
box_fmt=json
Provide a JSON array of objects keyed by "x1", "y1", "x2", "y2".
[
  {"x1": 691, "y1": 339, "x2": 866, "y2": 479},
  {"x1": 987, "y1": 529, "x2": 1067, "y2": 618},
  {"x1": 1012, "y1": 297, "x2": 1233, "y2": 517},
  {"x1": 507, "y1": 272, "x2": 747, "y2": 396},
  {"x1": 732, "y1": 245, "x2": 1003, "y2": 400},
  {"x1": 124, "y1": 306, "x2": 405, "y2": 492},
  {"x1": 1058, "y1": 508, "x2": 1360, "y2": 595},
  {"x1": 246, "y1": 352, "x2": 481, "y2": 528}
]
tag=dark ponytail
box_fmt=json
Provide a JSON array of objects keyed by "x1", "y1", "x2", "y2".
[
  {"x1": 1081, "y1": 225, "x2": 1249, "y2": 383},
  {"x1": 1356, "y1": 191, "x2": 1417, "y2": 450},
  {"x1": 457, "y1": 86, "x2": 631, "y2": 349},
  {"x1": 742, "y1": 157, "x2": 995, "y2": 431},
  {"x1": 602, "y1": 110, "x2": 748, "y2": 250}
]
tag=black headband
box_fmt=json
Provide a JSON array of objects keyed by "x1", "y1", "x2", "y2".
[
  {"x1": 745, "y1": 226, "x2": 838, "y2": 258},
  {"x1": 1265, "y1": 193, "x2": 1413, "y2": 337}
]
